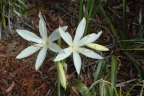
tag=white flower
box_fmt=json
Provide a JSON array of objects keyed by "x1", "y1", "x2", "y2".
[
  {"x1": 16, "y1": 12, "x2": 67, "y2": 70},
  {"x1": 54, "y1": 18, "x2": 109, "y2": 74}
]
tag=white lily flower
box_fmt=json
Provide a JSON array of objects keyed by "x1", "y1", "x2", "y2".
[
  {"x1": 54, "y1": 18, "x2": 109, "y2": 74},
  {"x1": 16, "y1": 12, "x2": 67, "y2": 70}
]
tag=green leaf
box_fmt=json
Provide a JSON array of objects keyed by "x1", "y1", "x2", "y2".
[
  {"x1": 94, "y1": 60, "x2": 106, "y2": 81},
  {"x1": 71, "y1": 82, "x2": 92, "y2": 96},
  {"x1": 103, "y1": 83, "x2": 110, "y2": 96},
  {"x1": 92, "y1": 60, "x2": 106, "y2": 95},
  {"x1": 104, "y1": 72, "x2": 111, "y2": 80},
  {"x1": 111, "y1": 56, "x2": 118, "y2": 96}
]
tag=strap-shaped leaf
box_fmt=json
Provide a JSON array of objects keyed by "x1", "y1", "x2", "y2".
[{"x1": 71, "y1": 82, "x2": 92, "y2": 96}]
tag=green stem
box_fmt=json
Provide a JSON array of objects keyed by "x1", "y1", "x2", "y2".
[
  {"x1": 84, "y1": 0, "x2": 95, "y2": 36},
  {"x1": 111, "y1": 56, "x2": 118, "y2": 96},
  {"x1": 57, "y1": 71, "x2": 61, "y2": 96},
  {"x1": 56, "y1": 38, "x2": 62, "y2": 96},
  {"x1": 99, "y1": 1, "x2": 119, "y2": 40},
  {"x1": 122, "y1": 0, "x2": 127, "y2": 48},
  {"x1": 123, "y1": 50, "x2": 144, "y2": 80},
  {"x1": 98, "y1": 1, "x2": 144, "y2": 80},
  {"x1": 1, "y1": 0, "x2": 7, "y2": 28},
  {"x1": 91, "y1": 1, "x2": 100, "y2": 19},
  {"x1": 126, "y1": 80, "x2": 144, "y2": 96}
]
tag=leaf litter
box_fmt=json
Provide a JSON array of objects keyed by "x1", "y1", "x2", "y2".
[{"x1": 0, "y1": 0, "x2": 144, "y2": 96}]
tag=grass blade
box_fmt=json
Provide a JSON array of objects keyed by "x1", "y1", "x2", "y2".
[
  {"x1": 94, "y1": 60, "x2": 106, "y2": 81},
  {"x1": 92, "y1": 60, "x2": 106, "y2": 95},
  {"x1": 98, "y1": 1, "x2": 119, "y2": 40},
  {"x1": 111, "y1": 56, "x2": 118, "y2": 96},
  {"x1": 84, "y1": 0, "x2": 95, "y2": 35}
]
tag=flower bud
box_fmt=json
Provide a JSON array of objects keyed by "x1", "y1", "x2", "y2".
[{"x1": 57, "y1": 62, "x2": 67, "y2": 89}]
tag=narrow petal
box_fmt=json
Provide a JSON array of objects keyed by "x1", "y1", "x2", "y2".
[
  {"x1": 78, "y1": 31, "x2": 102, "y2": 46},
  {"x1": 74, "y1": 18, "x2": 86, "y2": 42},
  {"x1": 59, "y1": 27, "x2": 72, "y2": 45},
  {"x1": 54, "y1": 47, "x2": 72, "y2": 61},
  {"x1": 39, "y1": 12, "x2": 47, "y2": 40},
  {"x1": 49, "y1": 26, "x2": 68, "y2": 41},
  {"x1": 73, "y1": 52, "x2": 81, "y2": 74},
  {"x1": 65, "y1": 32, "x2": 72, "y2": 43},
  {"x1": 86, "y1": 43, "x2": 109, "y2": 51},
  {"x1": 49, "y1": 42, "x2": 64, "y2": 53},
  {"x1": 61, "y1": 26, "x2": 68, "y2": 31},
  {"x1": 16, "y1": 45, "x2": 40, "y2": 59},
  {"x1": 35, "y1": 47, "x2": 48, "y2": 70},
  {"x1": 79, "y1": 48, "x2": 103, "y2": 59},
  {"x1": 16, "y1": 29, "x2": 43, "y2": 43}
]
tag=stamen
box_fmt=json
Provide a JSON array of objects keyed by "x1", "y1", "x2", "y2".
[
  {"x1": 87, "y1": 35, "x2": 90, "y2": 37},
  {"x1": 71, "y1": 44, "x2": 74, "y2": 49},
  {"x1": 71, "y1": 43, "x2": 77, "y2": 51},
  {"x1": 34, "y1": 43, "x2": 37, "y2": 47},
  {"x1": 45, "y1": 41, "x2": 49, "y2": 46}
]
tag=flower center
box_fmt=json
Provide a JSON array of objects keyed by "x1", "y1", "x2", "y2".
[
  {"x1": 41, "y1": 40, "x2": 51, "y2": 47},
  {"x1": 70, "y1": 43, "x2": 78, "y2": 52},
  {"x1": 32, "y1": 40, "x2": 50, "y2": 47},
  {"x1": 43, "y1": 38, "x2": 51, "y2": 47},
  {"x1": 45, "y1": 41, "x2": 49, "y2": 46}
]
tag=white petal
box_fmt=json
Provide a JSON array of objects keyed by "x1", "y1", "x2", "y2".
[
  {"x1": 54, "y1": 47, "x2": 72, "y2": 61},
  {"x1": 78, "y1": 31, "x2": 102, "y2": 46},
  {"x1": 16, "y1": 45, "x2": 40, "y2": 59},
  {"x1": 59, "y1": 27, "x2": 72, "y2": 45},
  {"x1": 74, "y1": 18, "x2": 86, "y2": 42},
  {"x1": 39, "y1": 12, "x2": 47, "y2": 40},
  {"x1": 61, "y1": 26, "x2": 68, "y2": 31},
  {"x1": 65, "y1": 32, "x2": 72, "y2": 43},
  {"x1": 49, "y1": 42, "x2": 64, "y2": 53},
  {"x1": 73, "y1": 52, "x2": 81, "y2": 74},
  {"x1": 35, "y1": 47, "x2": 47, "y2": 70},
  {"x1": 86, "y1": 43, "x2": 109, "y2": 51},
  {"x1": 16, "y1": 29, "x2": 43, "y2": 43},
  {"x1": 49, "y1": 26, "x2": 68, "y2": 41},
  {"x1": 79, "y1": 48, "x2": 103, "y2": 59}
]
